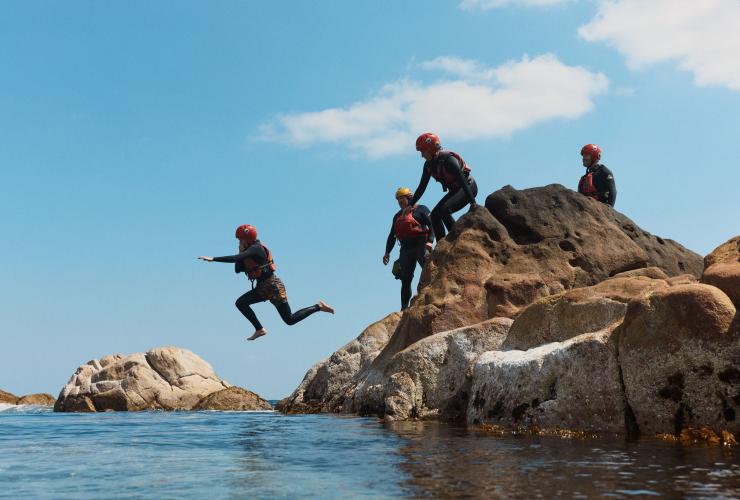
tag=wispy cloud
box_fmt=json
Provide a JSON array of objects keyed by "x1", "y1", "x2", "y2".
[
  {"x1": 259, "y1": 54, "x2": 608, "y2": 158},
  {"x1": 459, "y1": 0, "x2": 571, "y2": 11},
  {"x1": 579, "y1": 0, "x2": 740, "y2": 92}
]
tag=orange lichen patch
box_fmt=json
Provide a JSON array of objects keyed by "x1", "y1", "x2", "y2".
[
  {"x1": 476, "y1": 424, "x2": 597, "y2": 439},
  {"x1": 679, "y1": 427, "x2": 721, "y2": 446},
  {"x1": 655, "y1": 433, "x2": 678, "y2": 443},
  {"x1": 721, "y1": 430, "x2": 737, "y2": 447}
]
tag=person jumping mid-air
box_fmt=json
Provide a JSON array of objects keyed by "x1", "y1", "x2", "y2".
[
  {"x1": 383, "y1": 187, "x2": 435, "y2": 310},
  {"x1": 199, "y1": 224, "x2": 334, "y2": 341}
]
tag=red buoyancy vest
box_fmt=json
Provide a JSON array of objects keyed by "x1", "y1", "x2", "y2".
[
  {"x1": 394, "y1": 207, "x2": 429, "y2": 240},
  {"x1": 243, "y1": 243, "x2": 277, "y2": 279},
  {"x1": 428, "y1": 151, "x2": 472, "y2": 190},
  {"x1": 578, "y1": 172, "x2": 599, "y2": 200}
]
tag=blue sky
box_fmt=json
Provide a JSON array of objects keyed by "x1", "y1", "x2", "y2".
[{"x1": 2, "y1": 1, "x2": 739, "y2": 399}]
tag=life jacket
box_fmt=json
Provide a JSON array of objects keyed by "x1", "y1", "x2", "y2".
[
  {"x1": 427, "y1": 151, "x2": 472, "y2": 191},
  {"x1": 243, "y1": 243, "x2": 277, "y2": 280},
  {"x1": 393, "y1": 206, "x2": 429, "y2": 241},
  {"x1": 578, "y1": 172, "x2": 599, "y2": 200}
]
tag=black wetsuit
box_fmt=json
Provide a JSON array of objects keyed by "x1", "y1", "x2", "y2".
[
  {"x1": 212, "y1": 241, "x2": 319, "y2": 330},
  {"x1": 410, "y1": 151, "x2": 478, "y2": 239},
  {"x1": 579, "y1": 163, "x2": 617, "y2": 206},
  {"x1": 385, "y1": 205, "x2": 435, "y2": 310}
]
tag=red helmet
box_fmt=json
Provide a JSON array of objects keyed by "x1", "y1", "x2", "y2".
[
  {"x1": 580, "y1": 143, "x2": 601, "y2": 161},
  {"x1": 235, "y1": 224, "x2": 257, "y2": 244},
  {"x1": 416, "y1": 132, "x2": 441, "y2": 155}
]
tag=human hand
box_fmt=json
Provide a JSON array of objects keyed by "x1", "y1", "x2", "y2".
[
  {"x1": 383, "y1": 254, "x2": 390, "y2": 265},
  {"x1": 198, "y1": 256, "x2": 214, "y2": 262}
]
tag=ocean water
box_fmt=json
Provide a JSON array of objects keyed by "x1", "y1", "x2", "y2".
[{"x1": 1, "y1": 404, "x2": 739, "y2": 499}]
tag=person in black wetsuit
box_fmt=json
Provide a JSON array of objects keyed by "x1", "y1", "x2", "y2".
[
  {"x1": 199, "y1": 224, "x2": 334, "y2": 341},
  {"x1": 578, "y1": 143, "x2": 617, "y2": 207},
  {"x1": 383, "y1": 187, "x2": 435, "y2": 310},
  {"x1": 410, "y1": 132, "x2": 478, "y2": 240}
]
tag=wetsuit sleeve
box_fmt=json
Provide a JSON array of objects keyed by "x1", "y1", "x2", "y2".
[
  {"x1": 415, "y1": 206, "x2": 435, "y2": 244},
  {"x1": 212, "y1": 245, "x2": 262, "y2": 263},
  {"x1": 603, "y1": 167, "x2": 617, "y2": 207},
  {"x1": 385, "y1": 213, "x2": 399, "y2": 255},
  {"x1": 445, "y1": 155, "x2": 477, "y2": 205},
  {"x1": 409, "y1": 165, "x2": 431, "y2": 205}
]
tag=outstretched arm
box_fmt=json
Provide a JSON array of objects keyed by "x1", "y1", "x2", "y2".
[
  {"x1": 200, "y1": 248, "x2": 254, "y2": 263},
  {"x1": 409, "y1": 166, "x2": 431, "y2": 206}
]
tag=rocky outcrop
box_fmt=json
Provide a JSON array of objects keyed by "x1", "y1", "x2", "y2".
[
  {"x1": 469, "y1": 330, "x2": 626, "y2": 433},
  {"x1": 0, "y1": 389, "x2": 18, "y2": 404},
  {"x1": 1, "y1": 390, "x2": 55, "y2": 406},
  {"x1": 55, "y1": 346, "x2": 241, "y2": 412},
  {"x1": 277, "y1": 312, "x2": 401, "y2": 413},
  {"x1": 282, "y1": 184, "x2": 736, "y2": 436},
  {"x1": 193, "y1": 387, "x2": 272, "y2": 411},
  {"x1": 346, "y1": 318, "x2": 512, "y2": 421},
  {"x1": 702, "y1": 236, "x2": 740, "y2": 306},
  {"x1": 17, "y1": 393, "x2": 55, "y2": 405},
  {"x1": 617, "y1": 283, "x2": 738, "y2": 435},
  {"x1": 371, "y1": 185, "x2": 701, "y2": 370}
]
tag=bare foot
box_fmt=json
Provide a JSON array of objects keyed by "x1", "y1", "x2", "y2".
[
  {"x1": 317, "y1": 300, "x2": 335, "y2": 314},
  {"x1": 247, "y1": 329, "x2": 267, "y2": 341}
]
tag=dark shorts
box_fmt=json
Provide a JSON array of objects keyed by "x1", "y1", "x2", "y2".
[
  {"x1": 398, "y1": 243, "x2": 428, "y2": 280},
  {"x1": 255, "y1": 275, "x2": 288, "y2": 304}
]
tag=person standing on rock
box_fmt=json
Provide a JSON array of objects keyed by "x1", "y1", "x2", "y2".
[
  {"x1": 383, "y1": 187, "x2": 435, "y2": 310},
  {"x1": 578, "y1": 143, "x2": 617, "y2": 206},
  {"x1": 199, "y1": 224, "x2": 335, "y2": 341},
  {"x1": 409, "y1": 132, "x2": 478, "y2": 240}
]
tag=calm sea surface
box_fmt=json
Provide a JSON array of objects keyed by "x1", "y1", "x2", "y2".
[{"x1": 1, "y1": 404, "x2": 738, "y2": 498}]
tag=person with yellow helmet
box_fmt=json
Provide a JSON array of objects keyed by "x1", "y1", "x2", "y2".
[{"x1": 382, "y1": 188, "x2": 435, "y2": 310}]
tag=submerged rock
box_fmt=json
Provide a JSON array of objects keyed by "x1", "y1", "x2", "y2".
[
  {"x1": 193, "y1": 387, "x2": 272, "y2": 411},
  {"x1": 54, "y1": 346, "x2": 265, "y2": 412}
]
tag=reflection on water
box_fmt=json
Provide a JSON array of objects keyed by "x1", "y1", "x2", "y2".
[
  {"x1": 386, "y1": 420, "x2": 740, "y2": 499},
  {"x1": 1, "y1": 406, "x2": 738, "y2": 498}
]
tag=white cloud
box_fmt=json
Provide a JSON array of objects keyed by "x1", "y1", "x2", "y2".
[
  {"x1": 259, "y1": 55, "x2": 608, "y2": 158},
  {"x1": 579, "y1": 0, "x2": 740, "y2": 91},
  {"x1": 460, "y1": 0, "x2": 570, "y2": 10}
]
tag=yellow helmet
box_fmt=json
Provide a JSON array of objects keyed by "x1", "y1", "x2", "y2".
[{"x1": 395, "y1": 187, "x2": 412, "y2": 199}]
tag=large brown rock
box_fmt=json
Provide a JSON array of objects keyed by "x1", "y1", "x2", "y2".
[
  {"x1": 54, "y1": 346, "x2": 233, "y2": 412},
  {"x1": 193, "y1": 387, "x2": 272, "y2": 411},
  {"x1": 277, "y1": 312, "x2": 401, "y2": 413},
  {"x1": 702, "y1": 236, "x2": 740, "y2": 307},
  {"x1": 0, "y1": 389, "x2": 18, "y2": 404},
  {"x1": 618, "y1": 284, "x2": 739, "y2": 435},
  {"x1": 503, "y1": 273, "x2": 670, "y2": 351},
  {"x1": 281, "y1": 185, "x2": 706, "y2": 425},
  {"x1": 369, "y1": 185, "x2": 701, "y2": 372}
]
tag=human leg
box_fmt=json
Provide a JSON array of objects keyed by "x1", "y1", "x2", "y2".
[
  {"x1": 235, "y1": 289, "x2": 266, "y2": 330},
  {"x1": 439, "y1": 180, "x2": 479, "y2": 233},
  {"x1": 398, "y1": 244, "x2": 421, "y2": 310},
  {"x1": 430, "y1": 191, "x2": 456, "y2": 239}
]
